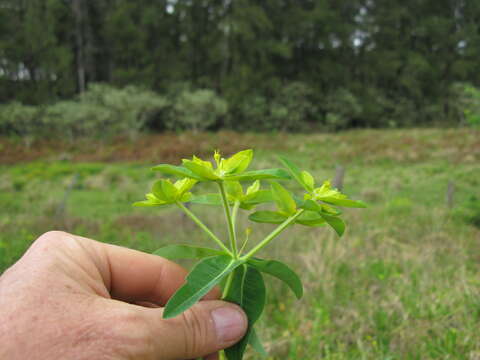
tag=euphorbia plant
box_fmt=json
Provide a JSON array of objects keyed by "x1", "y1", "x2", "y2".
[{"x1": 134, "y1": 149, "x2": 365, "y2": 359}]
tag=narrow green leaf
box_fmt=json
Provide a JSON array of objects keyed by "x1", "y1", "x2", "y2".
[
  {"x1": 295, "y1": 211, "x2": 327, "y2": 227},
  {"x1": 222, "y1": 149, "x2": 253, "y2": 174},
  {"x1": 132, "y1": 200, "x2": 169, "y2": 207},
  {"x1": 242, "y1": 190, "x2": 274, "y2": 205},
  {"x1": 320, "y1": 213, "x2": 346, "y2": 236},
  {"x1": 299, "y1": 199, "x2": 342, "y2": 216},
  {"x1": 163, "y1": 255, "x2": 242, "y2": 319},
  {"x1": 299, "y1": 198, "x2": 322, "y2": 212},
  {"x1": 301, "y1": 170, "x2": 315, "y2": 191},
  {"x1": 249, "y1": 328, "x2": 268, "y2": 356},
  {"x1": 151, "y1": 164, "x2": 203, "y2": 181},
  {"x1": 248, "y1": 211, "x2": 288, "y2": 224},
  {"x1": 225, "y1": 266, "x2": 266, "y2": 360},
  {"x1": 248, "y1": 258, "x2": 303, "y2": 299},
  {"x1": 190, "y1": 194, "x2": 223, "y2": 206},
  {"x1": 174, "y1": 178, "x2": 197, "y2": 196},
  {"x1": 278, "y1": 156, "x2": 310, "y2": 192},
  {"x1": 153, "y1": 245, "x2": 225, "y2": 260},
  {"x1": 271, "y1": 181, "x2": 296, "y2": 215},
  {"x1": 246, "y1": 180, "x2": 260, "y2": 195},
  {"x1": 225, "y1": 181, "x2": 244, "y2": 199},
  {"x1": 182, "y1": 159, "x2": 219, "y2": 180},
  {"x1": 224, "y1": 168, "x2": 291, "y2": 181},
  {"x1": 321, "y1": 198, "x2": 368, "y2": 208},
  {"x1": 152, "y1": 180, "x2": 177, "y2": 202}
]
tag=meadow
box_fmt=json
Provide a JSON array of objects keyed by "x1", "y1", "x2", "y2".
[{"x1": 1, "y1": 128, "x2": 479, "y2": 359}]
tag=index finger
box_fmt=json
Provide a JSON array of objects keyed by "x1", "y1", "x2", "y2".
[{"x1": 95, "y1": 240, "x2": 221, "y2": 305}]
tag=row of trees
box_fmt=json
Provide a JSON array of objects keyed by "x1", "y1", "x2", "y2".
[{"x1": 1, "y1": 0, "x2": 480, "y2": 130}]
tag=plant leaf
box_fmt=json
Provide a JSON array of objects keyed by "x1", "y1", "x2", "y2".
[
  {"x1": 248, "y1": 211, "x2": 288, "y2": 224},
  {"x1": 152, "y1": 179, "x2": 177, "y2": 202},
  {"x1": 249, "y1": 328, "x2": 268, "y2": 356},
  {"x1": 246, "y1": 180, "x2": 260, "y2": 195},
  {"x1": 153, "y1": 245, "x2": 225, "y2": 260},
  {"x1": 151, "y1": 164, "x2": 203, "y2": 181},
  {"x1": 271, "y1": 181, "x2": 296, "y2": 215},
  {"x1": 301, "y1": 170, "x2": 315, "y2": 191},
  {"x1": 242, "y1": 190, "x2": 274, "y2": 205},
  {"x1": 319, "y1": 213, "x2": 346, "y2": 236},
  {"x1": 132, "y1": 200, "x2": 169, "y2": 207},
  {"x1": 248, "y1": 258, "x2": 303, "y2": 299},
  {"x1": 278, "y1": 156, "x2": 311, "y2": 192},
  {"x1": 190, "y1": 193, "x2": 223, "y2": 206},
  {"x1": 163, "y1": 255, "x2": 242, "y2": 319},
  {"x1": 225, "y1": 265, "x2": 266, "y2": 360},
  {"x1": 321, "y1": 198, "x2": 367, "y2": 208},
  {"x1": 224, "y1": 168, "x2": 291, "y2": 181},
  {"x1": 225, "y1": 181, "x2": 244, "y2": 200},
  {"x1": 174, "y1": 178, "x2": 197, "y2": 196},
  {"x1": 295, "y1": 211, "x2": 327, "y2": 227},
  {"x1": 222, "y1": 149, "x2": 253, "y2": 174},
  {"x1": 182, "y1": 159, "x2": 219, "y2": 180}
]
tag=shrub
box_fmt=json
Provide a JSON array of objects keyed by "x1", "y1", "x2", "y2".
[
  {"x1": 79, "y1": 84, "x2": 169, "y2": 139},
  {"x1": 458, "y1": 84, "x2": 480, "y2": 127},
  {"x1": 0, "y1": 102, "x2": 43, "y2": 147},
  {"x1": 323, "y1": 88, "x2": 362, "y2": 130},
  {"x1": 167, "y1": 89, "x2": 228, "y2": 132},
  {"x1": 270, "y1": 82, "x2": 317, "y2": 131},
  {"x1": 43, "y1": 101, "x2": 112, "y2": 140},
  {"x1": 233, "y1": 82, "x2": 317, "y2": 132},
  {"x1": 1, "y1": 84, "x2": 169, "y2": 144}
]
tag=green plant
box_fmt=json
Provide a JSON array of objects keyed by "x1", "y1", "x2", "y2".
[
  {"x1": 134, "y1": 149, "x2": 366, "y2": 359},
  {"x1": 167, "y1": 89, "x2": 228, "y2": 132},
  {"x1": 0, "y1": 102, "x2": 43, "y2": 148},
  {"x1": 458, "y1": 84, "x2": 480, "y2": 127}
]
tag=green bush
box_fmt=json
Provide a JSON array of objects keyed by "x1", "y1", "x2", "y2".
[
  {"x1": 0, "y1": 102, "x2": 43, "y2": 147},
  {"x1": 44, "y1": 101, "x2": 112, "y2": 140},
  {"x1": 323, "y1": 88, "x2": 362, "y2": 130},
  {"x1": 233, "y1": 82, "x2": 317, "y2": 131},
  {"x1": 270, "y1": 82, "x2": 317, "y2": 131},
  {"x1": 458, "y1": 84, "x2": 480, "y2": 127},
  {"x1": 0, "y1": 84, "x2": 169, "y2": 143},
  {"x1": 167, "y1": 89, "x2": 228, "y2": 132},
  {"x1": 80, "y1": 84, "x2": 169, "y2": 139}
]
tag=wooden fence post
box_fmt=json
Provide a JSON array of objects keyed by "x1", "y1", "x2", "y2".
[
  {"x1": 446, "y1": 181, "x2": 455, "y2": 208},
  {"x1": 333, "y1": 165, "x2": 345, "y2": 191}
]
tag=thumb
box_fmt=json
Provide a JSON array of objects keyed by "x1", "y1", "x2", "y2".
[{"x1": 150, "y1": 300, "x2": 248, "y2": 360}]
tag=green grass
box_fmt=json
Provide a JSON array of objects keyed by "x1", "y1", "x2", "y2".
[{"x1": 1, "y1": 128, "x2": 479, "y2": 359}]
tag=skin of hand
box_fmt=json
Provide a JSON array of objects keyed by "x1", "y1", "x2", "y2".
[{"x1": 0, "y1": 231, "x2": 247, "y2": 360}]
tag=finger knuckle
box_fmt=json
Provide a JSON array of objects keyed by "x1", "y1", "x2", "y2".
[
  {"x1": 33, "y1": 231, "x2": 71, "y2": 250},
  {"x1": 180, "y1": 306, "x2": 210, "y2": 357},
  {"x1": 105, "y1": 307, "x2": 154, "y2": 358}
]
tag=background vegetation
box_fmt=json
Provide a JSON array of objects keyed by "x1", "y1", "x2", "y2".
[
  {"x1": 1, "y1": 129, "x2": 479, "y2": 359},
  {"x1": 1, "y1": 0, "x2": 480, "y2": 133},
  {"x1": 1, "y1": 1, "x2": 480, "y2": 358}
]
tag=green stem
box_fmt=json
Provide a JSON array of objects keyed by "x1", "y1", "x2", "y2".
[
  {"x1": 221, "y1": 271, "x2": 235, "y2": 299},
  {"x1": 176, "y1": 202, "x2": 231, "y2": 254},
  {"x1": 241, "y1": 209, "x2": 305, "y2": 260},
  {"x1": 232, "y1": 200, "x2": 240, "y2": 228},
  {"x1": 218, "y1": 181, "x2": 238, "y2": 258}
]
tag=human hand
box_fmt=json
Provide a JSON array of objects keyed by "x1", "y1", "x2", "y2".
[{"x1": 0, "y1": 231, "x2": 247, "y2": 360}]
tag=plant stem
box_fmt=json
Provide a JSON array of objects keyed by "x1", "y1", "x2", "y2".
[
  {"x1": 221, "y1": 271, "x2": 235, "y2": 299},
  {"x1": 176, "y1": 201, "x2": 231, "y2": 254},
  {"x1": 241, "y1": 209, "x2": 305, "y2": 260},
  {"x1": 217, "y1": 181, "x2": 238, "y2": 258},
  {"x1": 232, "y1": 200, "x2": 240, "y2": 228}
]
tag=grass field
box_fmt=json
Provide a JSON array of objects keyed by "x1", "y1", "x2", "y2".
[{"x1": 1, "y1": 128, "x2": 480, "y2": 359}]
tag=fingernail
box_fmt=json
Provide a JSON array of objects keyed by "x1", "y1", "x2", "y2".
[{"x1": 211, "y1": 306, "x2": 247, "y2": 343}]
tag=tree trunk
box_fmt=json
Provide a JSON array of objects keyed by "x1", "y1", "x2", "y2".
[{"x1": 73, "y1": 0, "x2": 86, "y2": 93}]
